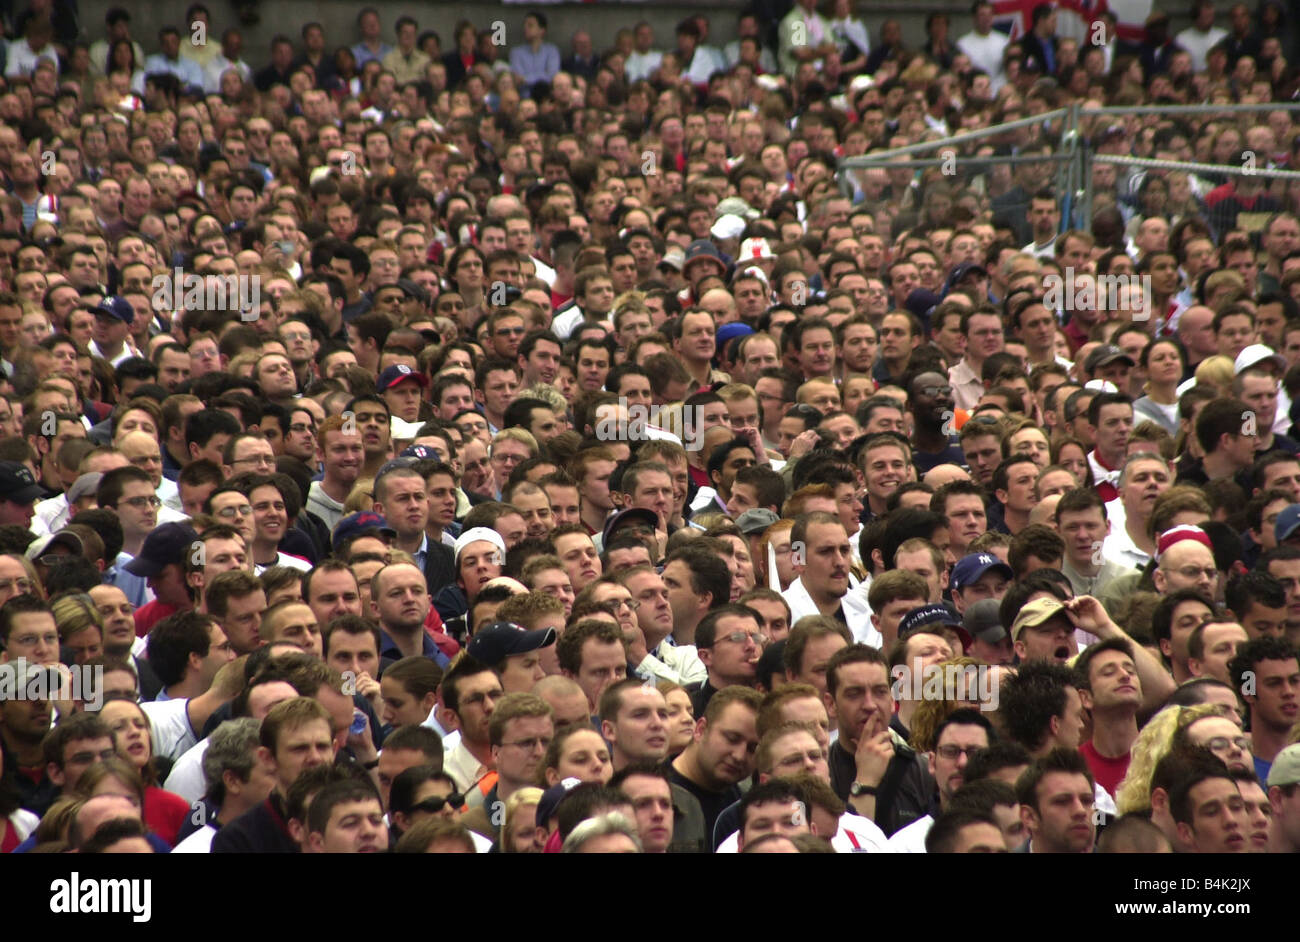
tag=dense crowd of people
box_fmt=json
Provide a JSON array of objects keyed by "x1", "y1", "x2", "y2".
[{"x1": 0, "y1": 0, "x2": 1299, "y2": 855}]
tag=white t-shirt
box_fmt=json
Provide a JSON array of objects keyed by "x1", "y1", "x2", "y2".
[
  {"x1": 714, "y1": 811, "x2": 889, "y2": 853},
  {"x1": 171, "y1": 824, "x2": 215, "y2": 853},
  {"x1": 141, "y1": 697, "x2": 197, "y2": 761},
  {"x1": 885, "y1": 813, "x2": 933, "y2": 852},
  {"x1": 163, "y1": 737, "x2": 210, "y2": 804}
]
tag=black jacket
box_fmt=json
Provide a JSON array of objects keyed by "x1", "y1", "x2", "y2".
[
  {"x1": 211, "y1": 793, "x2": 297, "y2": 853},
  {"x1": 829, "y1": 735, "x2": 935, "y2": 837}
]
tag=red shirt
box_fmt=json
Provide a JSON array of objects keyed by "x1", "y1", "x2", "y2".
[
  {"x1": 1079, "y1": 740, "x2": 1130, "y2": 798},
  {"x1": 144, "y1": 785, "x2": 191, "y2": 848},
  {"x1": 134, "y1": 600, "x2": 184, "y2": 638}
]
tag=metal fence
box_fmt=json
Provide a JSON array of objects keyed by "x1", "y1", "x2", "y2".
[{"x1": 836, "y1": 101, "x2": 1300, "y2": 237}]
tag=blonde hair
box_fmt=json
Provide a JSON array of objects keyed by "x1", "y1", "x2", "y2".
[
  {"x1": 908, "y1": 656, "x2": 988, "y2": 752},
  {"x1": 345, "y1": 477, "x2": 375, "y2": 513},
  {"x1": 501, "y1": 786, "x2": 544, "y2": 853},
  {"x1": 1114, "y1": 703, "x2": 1220, "y2": 813},
  {"x1": 1193, "y1": 355, "x2": 1235, "y2": 398}
]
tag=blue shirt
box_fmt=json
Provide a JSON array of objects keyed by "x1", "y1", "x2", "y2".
[
  {"x1": 378, "y1": 628, "x2": 450, "y2": 669},
  {"x1": 143, "y1": 53, "x2": 205, "y2": 88},
  {"x1": 508, "y1": 43, "x2": 561, "y2": 86}
]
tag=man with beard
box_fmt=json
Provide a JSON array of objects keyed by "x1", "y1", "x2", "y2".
[
  {"x1": 906, "y1": 369, "x2": 964, "y2": 473},
  {"x1": 887, "y1": 709, "x2": 995, "y2": 852}
]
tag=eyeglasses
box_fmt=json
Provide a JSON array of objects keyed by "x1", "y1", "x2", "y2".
[
  {"x1": 936, "y1": 744, "x2": 985, "y2": 761},
  {"x1": 216, "y1": 504, "x2": 254, "y2": 518},
  {"x1": 288, "y1": 423, "x2": 316, "y2": 434},
  {"x1": 66, "y1": 748, "x2": 119, "y2": 765},
  {"x1": 409, "y1": 793, "x2": 464, "y2": 814},
  {"x1": 0, "y1": 578, "x2": 33, "y2": 593},
  {"x1": 596, "y1": 598, "x2": 640, "y2": 615},
  {"x1": 1168, "y1": 566, "x2": 1218, "y2": 581},
  {"x1": 921, "y1": 386, "x2": 953, "y2": 397},
  {"x1": 501, "y1": 736, "x2": 552, "y2": 752},
  {"x1": 120, "y1": 495, "x2": 162, "y2": 509},
  {"x1": 717, "y1": 631, "x2": 767, "y2": 646},
  {"x1": 1204, "y1": 736, "x2": 1252, "y2": 753}
]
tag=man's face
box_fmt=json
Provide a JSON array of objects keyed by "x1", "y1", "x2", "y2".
[
  {"x1": 494, "y1": 714, "x2": 554, "y2": 788},
  {"x1": 1156, "y1": 542, "x2": 1218, "y2": 598},
  {"x1": 327, "y1": 629, "x2": 379, "y2": 680},
  {"x1": 1024, "y1": 772, "x2": 1095, "y2": 853},
  {"x1": 1192, "y1": 623, "x2": 1250, "y2": 685},
  {"x1": 1057, "y1": 508, "x2": 1108, "y2": 568},
  {"x1": 452, "y1": 671, "x2": 506, "y2": 746},
  {"x1": 307, "y1": 569, "x2": 363, "y2": 627},
  {"x1": 944, "y1": 495, "x2": 987, "y2": 553},
  {"x1": 56, "y1": 736, "x2": 118, "y2": 794},
  {"x1": 930, "y1": 722, "x2": 990, "y2": 804},
  {"x1": 555, "y1": 533, "x2": 601, "y2": 592},
  {"x1": 1016, "y1": 615, "x2": 1078, "y2": 665},
  {"x1": 1179, "y1": 777, "x2": 1248, "y2": 853},
  {"x1": 863, "y1": 445, "x2": 908, "y2": 506},
  {"x1": 695, "y1": 702, "x2": 759, "y2": 788},
  {"x1": 270, "y1": 719, "x2": 335, "y2": 792},
  {"x1": 573, "y1": 638, "x2": 627, "y2": 710},
  {"x1": 1082, "y1": 648, "x2": 1142, "y2": 712},
  {"x1": 3, "y1": 612, "x2": 60, "y2": 665},
  {"x1": 828, "y1": 659, "x2": 893, "y2": 750},
  {"x1": 619, "y1": 773, "x2": 674, "y2": 853},
  {"x1": 261, "y1": 600, "x2": 318, "y2": 657},
  {"x1": 1249, "y1": 657, "x2": 1300, "y2": 730},
  {"x1": 604, "y1": 686, "x2": 670, "y2": 764},
  {"x1": 797, "y1": 520, "x2": 851, "y2": 602}
]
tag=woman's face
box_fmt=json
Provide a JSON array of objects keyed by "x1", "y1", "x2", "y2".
[
  {"x1": 1057, "y1": 444, "x2": 1088, "y2": 482},
  {"x1": 548, "y1": 730, "x2": 612, "y2": 785},
  {"x1": 664, "y1": 689, "x2": 696, "y2": 752},
  {"x1": 101, "y1": 700, "x2": 151, "y2": 767},
  {"x1": 1147, "y1": 341, "x2": 1183, "y2": 385}
]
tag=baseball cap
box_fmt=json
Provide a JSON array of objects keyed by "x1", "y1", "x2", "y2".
[
  {"x1": 601, "y1": 507, "x2": 659, "y2": 549},
  {"x1": 715, "y1": 196, "x2": 759, "y2": 221},
  {"x1": 26, "y1": 530, "x2": 84, "y2": 562},
  {"x1": 735, "y1": 508, "x2": 780, "y2": 536},
  {"x1": 949, "y1": 262, "x2": 989, "y2": 285},
  {"x1": 1085, "y1": 344, "x2": 1135, "y2": 373},
  {"x1": 66, "y1": 472, "x2": 103, "y2": 504},
  {"x1": 0, "y1": 462, "x2": 44, "y2": 505},
  {"x1": 717, "y1": 323, "x2": 754, "y2": 348},
  {"x1": 897, "y1": 603, "x2": 972, "y2": 650},
  {"x1": 950, "y1": 553, "x2": 1014, "y2": 593},
  {"x1": 535, "y1": 777, "x2": 582, "y2": 829},
  {"x1": 658, "y1": 245, "x2": 686, "y2": 271},
  {"x1": 396, "y1": 278, "x2": 429, "y2": 304},
  {"x1": 454, "y1": 526, "x2": 507, "y2": 564},
  {"x1": 377, "y1": 364, "x2": 430, "y2": 393},
  {"x1": 1234, "y1": 344, "x2": 1286, "y2": 375},
  {"x1": 401, "y1": 444, "x2": 437, "y2": 460},
  {"x1": 331, "y1": 511, "x2": 396, "y2": 553},
  {"x1": 963, "y1": 598, "x2": 1006, "y2": 644},
  {"x1": 467, "y1": 621, "x2": 557, "y2": 665},
  {"x1": 1010, "y1": 597, "x2": 1074, "y2": 642},
  {"x1": 1266, "y1": 743, "x2": 1300, "y2": 787},
  {"x1": 90, "y1": 295, "x2": 135, "y2": 324},
  {"x1": 1275, "y1": 505, "x2": 1300, "y2": 544},
  {"x1": 904, "y1": 288, "x2": 943, "y2": 319},
  {"x1": 123, "y1": 522, "x2": 199, "y2": 577}
]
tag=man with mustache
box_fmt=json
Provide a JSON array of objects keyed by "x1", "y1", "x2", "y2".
[{"x1": 785, "y1": 511, "x2": 878, "y2": 646}]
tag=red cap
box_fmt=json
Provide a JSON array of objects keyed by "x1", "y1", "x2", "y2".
[{"x1": 1155, "y1": 525, "x2": 1212, "y2": 562}]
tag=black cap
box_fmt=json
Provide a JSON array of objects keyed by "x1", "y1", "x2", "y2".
[
  {"x1": 466, "y1": 622, "x2": 557, "y2": 665},
  {"x1": 0, "y1": 462, "x2": 44, "y2": 504},
  {"x1": 601, "y1": 507, "x2": 660, "y2": 549},
  {"x1": 123, "y1": 522, "x2": 199, "y2": 577}
]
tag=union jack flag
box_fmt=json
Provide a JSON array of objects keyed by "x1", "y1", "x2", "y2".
[{"x1": 992, "y1": 0, "x2": 1110, "y2": 41}]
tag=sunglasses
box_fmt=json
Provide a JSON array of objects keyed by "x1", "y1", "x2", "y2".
[{"x1": 409, "y1": 793, "x2": 464, "y2": 815}]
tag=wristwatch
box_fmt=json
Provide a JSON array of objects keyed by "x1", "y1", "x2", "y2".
[{"x1": 849, "y1": 781, "x2": 878, "y2": 797}]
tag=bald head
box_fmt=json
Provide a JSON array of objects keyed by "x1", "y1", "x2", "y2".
[
  {"x1": 924, "y1": 463, "x2": 971, "y2": 489},
  {"x1": 72, "y1": 795, "x2": 142, "y2": 850}
]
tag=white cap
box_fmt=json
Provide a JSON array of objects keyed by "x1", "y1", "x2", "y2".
[
  {"x1": 711, "y1": 214, "x2": 747, "y2": 241},
  {"x1": 1234, "y1": 343, "x2": 1285, "y2": 375},
  {"x1": 738, "y1": 237, "x2": 775, "y2": 260},
  {"x1": 453, "y1": 526, "x2": 507, "y2": 563},
  {"x1": 1084, "y1": 379, "x2": 1119, "y2": 393}
]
